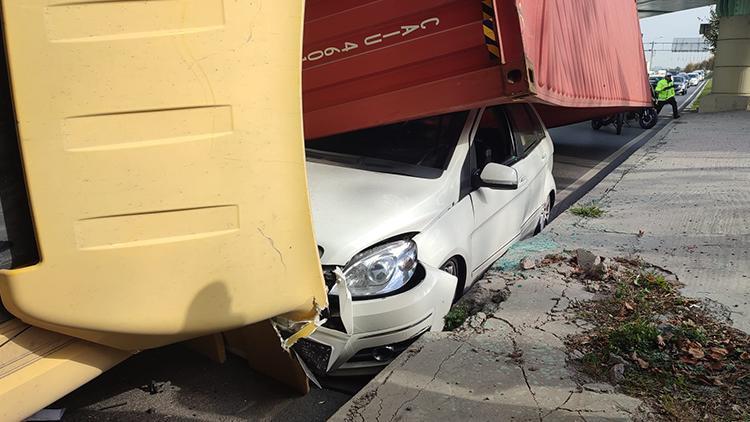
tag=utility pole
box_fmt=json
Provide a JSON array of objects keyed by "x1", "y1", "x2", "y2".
[{"x1": 649, "y1": 41, "x2": 655, "y2": 70}]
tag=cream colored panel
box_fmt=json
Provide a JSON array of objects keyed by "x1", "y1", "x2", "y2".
[{"x1": 0, "y1": 0, "x2": 327, "y2": 349}]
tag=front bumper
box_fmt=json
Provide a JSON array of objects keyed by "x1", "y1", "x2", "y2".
[{"x1": 299, "y1": 262, "x2": 456, "y2": 375}]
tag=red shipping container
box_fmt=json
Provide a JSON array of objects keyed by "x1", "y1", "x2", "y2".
[{"x1": 302, "y1": 0, "x2": 651, "y2": 139}]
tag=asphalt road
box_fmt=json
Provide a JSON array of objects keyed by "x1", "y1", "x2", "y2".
[
  {"x1": 12, "y1": 82, "x2": 707, "y2": 421},
  {"x1": 549, "y1": 79, "x2": 705, "y2": 217}
]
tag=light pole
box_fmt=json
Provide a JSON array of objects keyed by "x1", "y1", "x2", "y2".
[{"x1": 648, "y1": 36, "x2": 664, "y2": 71}]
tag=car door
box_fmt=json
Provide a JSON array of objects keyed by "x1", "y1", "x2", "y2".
[
  {"x1": 505, "y1": 104, "x2": 550, "y2": 233},
  {"x1": 468, "y1": 106, "x2": 524, "y2": 275}
]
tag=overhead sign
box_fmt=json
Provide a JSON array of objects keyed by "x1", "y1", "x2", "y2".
[{"x1": 672, "y1": 37, "x2": 711, "y2": 52}]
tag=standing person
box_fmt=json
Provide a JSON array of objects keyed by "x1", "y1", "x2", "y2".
[{"x1": 654, "y1": 74, "x2": 680, "y2": 119}]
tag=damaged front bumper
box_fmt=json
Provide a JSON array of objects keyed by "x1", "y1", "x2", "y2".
[{"x1": 296, "y1": 262, "x2": 456, "y2": 375}]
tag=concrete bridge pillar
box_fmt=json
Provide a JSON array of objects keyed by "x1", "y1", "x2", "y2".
[{"x1": 702, "y1": 0, "x2": 750, "y2": 112}]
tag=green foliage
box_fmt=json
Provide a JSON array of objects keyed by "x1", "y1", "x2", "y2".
[
  {"x1": 691, "y1": 78, "x2": 713, "y2": 111},
  {"x1": 608, "y1": 320, "x2": 660, "y2": 355},
  {"x1": 443, "y1": 305, "x2": 469, "y2": 331},
  {"x1": 570, "y1": 204, "x2": 604, "y2": 218},
  {"x1": 674, "y1": 325, "x2": 708, "y2": 344},
  {"x1": 641, "y1": 272, "x2": 670, "y2": 291},
  {"x1": 568, "y1": 256, "x2": 750, "y2": 419},
  {"x1": 703, "y1": 8, "x2": 720, "y2": 53}
]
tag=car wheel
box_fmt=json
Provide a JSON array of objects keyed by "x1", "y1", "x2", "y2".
[
  {"x1": 534, "y1": 194, "x2": 552, "y2": 235},
  {"x1": 440, "y1": 256, "x2": 465, "y2": 303}
]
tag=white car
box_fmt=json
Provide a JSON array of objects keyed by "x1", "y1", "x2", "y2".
[
  {"x1": 297, "y1": 103, "x2": 556, "y2": 375},
  {"x1": 687, "y1": 73, "x2": 699, "y2": 86}
]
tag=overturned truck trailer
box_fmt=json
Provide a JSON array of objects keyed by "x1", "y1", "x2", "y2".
[
  {"x1": 0, "y1": 1, "x2": 325, "y2": 419},
  {"x1": 302, "y1": 0, "x2": 651, "y2": 138}
]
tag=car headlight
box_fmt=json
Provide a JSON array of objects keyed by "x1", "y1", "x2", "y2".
[{"x1": 338, "y1": 240, "x2": 418, "y2": 298}]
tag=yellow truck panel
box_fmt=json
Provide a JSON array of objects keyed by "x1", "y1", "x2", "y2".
[
  {"x1": 0, "y1": 317, "x2": 130, "y2": 421},
  {"x1": 0, "y1": 0, "x2": 327, "y2": 349}
]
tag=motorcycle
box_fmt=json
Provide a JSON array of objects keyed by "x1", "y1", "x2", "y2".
[
  {"x1": 634, "y1": 85, "x2": 659, "y2": 129},
  {"x1": 591, "y1": 86, "x2": 658, "y2": 133},
  {"x1": 591, "y1": 113, "x2": 625, "y2": 134}
]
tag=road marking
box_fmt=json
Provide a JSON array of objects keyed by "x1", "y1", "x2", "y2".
[
  {"x1": 555, "y1": 82, "x2": 703, "y2": 205},
  {"x1": 555, "y1": 117, "x2": 679, "y2": 205},
  {"x1": 682, "y1": 80, "x2": 708, "y2": 111}
]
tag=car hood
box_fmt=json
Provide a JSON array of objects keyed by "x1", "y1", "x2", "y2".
[{"x1": 306, "y1": 160, "x2": 452, "y2": 266}]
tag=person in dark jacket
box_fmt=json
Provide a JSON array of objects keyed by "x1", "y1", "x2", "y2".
[{"x1": 654, "y1": 74, "x2": 680, "y2": 118}]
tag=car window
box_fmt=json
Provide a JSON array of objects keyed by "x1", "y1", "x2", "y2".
[
  {"x1": 473, "y1": 106, "x2": 516, "y2": 169},
  {"x1": 506, "y1": 104, "x2": 545, "y2": 156},
  {"x1": 306, "y1": 111, "x2": 468, "y2": 172}
]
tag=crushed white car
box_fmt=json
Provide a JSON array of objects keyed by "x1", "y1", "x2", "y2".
[{"x1": 297, "y1": 104, "x2": 556, "y2": 375}]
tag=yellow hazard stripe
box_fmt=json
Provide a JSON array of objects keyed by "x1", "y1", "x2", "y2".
[
  {"x1": 482, "y1": 0, "x2": 500, "y2": 59},
  {"x1": 483, "y1": 24, "x2": 497, "y2": 41}
]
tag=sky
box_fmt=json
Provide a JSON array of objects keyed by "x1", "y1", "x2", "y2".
[{"x1": 639, "y1": 6, "x2": 714, "y2": 70}]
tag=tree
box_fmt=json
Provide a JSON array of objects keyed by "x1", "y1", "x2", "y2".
[
  {"x1": 683, "y1": 56, "x2": 715, "y2": 72},
  {"x1": 703, "y1": 8, "x2": 720, "y2": 53}
]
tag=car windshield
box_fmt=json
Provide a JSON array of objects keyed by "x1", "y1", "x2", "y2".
[
  {"x1": 673, "y1": 77, "x2": 684, "y2": 83},
  {"x1": 305, "y1": 111, "x2": 469, "y2": 178}
]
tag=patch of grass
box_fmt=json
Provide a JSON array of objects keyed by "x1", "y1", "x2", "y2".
[
  {"x1": 691, "y1": 78, "x2": 712, "y2": 111},
  {"x1": 570, "y1": 204, "x2": 605, "y2": 218},
  {"x1": 443, "y1": 305, "x2": 469, "y2": 331},
  {"x1": 608, "y1": 320, "x2": 660, "y2": 355},
  {"x1": 673, "y1": 324, "x2": 708, "y2": 344},
  {"x1": 566, "y1": 257, "x2": 750, "y2": 420}
]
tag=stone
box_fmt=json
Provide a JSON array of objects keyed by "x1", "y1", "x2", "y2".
[
  {"x1": 520, "y1": 257, "x2": 536, "y2": 270},
  {"x1": 570, "y1": 349, "x2": 585, "y2": 360},
  {"x1": 609, "y1": 363, "x2": 626, "y2": 383},
  {"x1": 582, "y1": 383, "x2": 615, "y2": 393},
  {"x1": 608, "y1": 353, "x2": 628, "y2": 366},
  {"x1": 575, "y1": 249, "x2": 598, "y2": 272}
]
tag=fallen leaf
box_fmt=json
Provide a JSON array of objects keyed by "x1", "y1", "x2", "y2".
[
  {"x1": 707, "y1": 376, "x2": 725, "y2": 386},
  {"x1": 635, "y1": 356, "x2": 650, "y2": 369},
  {"x1": 630, "y1": 352, "x2": 650, "y2": 369},
  {"x1": 707, "y1": 361, "x2": 724, "y2": 371},
  {"x1": 657, "y1": 335, "x2": 666, "y2": 348},
  {"x1": 707, "y1": 347, "x2": 728, "y2": 360},
  {"x1": 687, "y1": 346, "x2": 705, "y2": 359},
  {"x1": 624, "y1": 302, "x2": 634, "y2": 311},
  {"x1": 680, "y1": 356, "x2": 698, "y2": 365},
  {"x1": 740, "y1": 351, "x2": 750, "y2": 361}
]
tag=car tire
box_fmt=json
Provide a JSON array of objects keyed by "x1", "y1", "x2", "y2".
[
  {"x1": 440, "y1": 256, "x2": 466, "y2": 303},
  {"x1": 534, "y1": 193, "x2": 553, "y2": 235}
]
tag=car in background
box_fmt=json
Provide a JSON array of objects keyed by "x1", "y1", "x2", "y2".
[
  {"x1": 695, "y1": 70, "x2": 705, "y2": 80},
  {"x1": 672, "y1": 76, "x2": 689, "y2": 95},
  {"x1": 649, "y1": 76, "x2": 661, "y2": 89},
  {"x1": 300, "y1": 103, "x2": 556, "y2": 374},
  {"x1": 687, "y1": 73, "x2": 700, "y2": 86}
]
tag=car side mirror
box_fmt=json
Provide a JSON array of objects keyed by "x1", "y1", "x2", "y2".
[{"x1": 476, "y1": 163, "x2": 518, "y2": 190}]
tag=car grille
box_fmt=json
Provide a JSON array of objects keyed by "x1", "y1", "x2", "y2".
[{"x1": 293, "y1": 338, "x2": 332, "y2": 376}]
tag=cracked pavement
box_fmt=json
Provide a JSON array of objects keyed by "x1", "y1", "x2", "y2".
[{"x1": 330, "y1": 266, "x2": 643, "y2": 422}]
